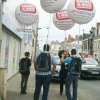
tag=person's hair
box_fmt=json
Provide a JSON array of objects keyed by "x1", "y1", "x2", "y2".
[
  {"x1": 67, "y1": 52, "x2": 70, "y2": 57},
  {"x1": 58, "y1": 50, "x2": 65, "y2": 59},
  {"x1": 25, "y1": 52, "x2": 30, "y2": 57},
  {"x1": 43, "y1": 44, "x2": 50, "y2": 51},
  {"x1": 71, "y1": 49, "x2": 76, "y2": 55}
]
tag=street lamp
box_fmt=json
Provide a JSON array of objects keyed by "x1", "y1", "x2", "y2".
[{"x1": 34, "y1": 27, "x2": 49, "y2": 58}]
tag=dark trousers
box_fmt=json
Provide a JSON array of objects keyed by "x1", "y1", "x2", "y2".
[
  {"x1": 21, "y1": 73, "x2": 29, "y2": 92},
  {"x1": 59, "y1": 69, "x2": 67, "y2": 94},
  {"x1": 60, "y1": 76, "x2": 65, "y2": 94},
  {"x1": 34, "y1": 74, "x2": 51, "y2": 100}
]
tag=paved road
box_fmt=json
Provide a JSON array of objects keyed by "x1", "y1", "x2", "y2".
[
  {"x1": 78, "y1": 78, "x2": 100, "y2": 100},
  {"x1": 50, "y1": 78, "x2": 100, "y2": 100}
]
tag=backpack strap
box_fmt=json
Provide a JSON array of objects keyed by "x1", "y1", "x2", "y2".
[
  {"x1": 68, "y1": 57, "x2": 74, "y2": 72},
  {"x1": 69, "y1": 57, "x2": 78, "y2": 72},
  {"x1": 45, "y1": 53, "x2": 51, "y2": 71}
]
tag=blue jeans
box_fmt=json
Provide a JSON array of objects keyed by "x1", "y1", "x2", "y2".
[
  {"x1": 34, "y1": 74, "x2": 51, "y2": 100},
  {"x1": 65, "y1": 73, "x2": 79, "y2": 100}
]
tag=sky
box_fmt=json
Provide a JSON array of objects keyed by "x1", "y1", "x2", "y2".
[
  {"x1": 31, "y1": 0, "x2": 100, "y2": 49},
  {"x1": 4, "y1": 0, "x2": 100, "y2": 49}
]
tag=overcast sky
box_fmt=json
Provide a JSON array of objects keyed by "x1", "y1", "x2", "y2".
[
  {"x1": 30, "y1": 0, "x2": 99, "y2": 49},
  {"x1": 6, "y1": 0, "x2": 100, "y2": 49}
]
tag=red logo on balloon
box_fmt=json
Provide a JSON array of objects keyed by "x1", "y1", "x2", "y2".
[
  {"x1": 20, "y1": 4, "x2": 36, "y2": 13},
  {"x1": 75, "y1": 0, "x2": 93, "y2": 11},
  {"x1": 56, "y1": 10, "x2": 69, "y2": 20}
]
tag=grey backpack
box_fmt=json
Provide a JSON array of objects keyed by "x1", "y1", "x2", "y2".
[{"x1": 36, "y1": 53, "x2": 51, "y2": 72}]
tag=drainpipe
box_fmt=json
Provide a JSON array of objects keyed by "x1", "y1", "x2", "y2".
[{"x1": 0, "y1": 0, "x2": 7, "y2": 100}]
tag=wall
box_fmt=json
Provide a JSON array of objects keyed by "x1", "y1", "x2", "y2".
[{"x1": 1, "y1": 25, "x2": 21, "y2": 79}]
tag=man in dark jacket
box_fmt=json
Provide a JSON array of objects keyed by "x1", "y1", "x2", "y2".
[
  {"x1": 19, "y1": 52, "x2": 31, "y2": 94},
  {"x1": 34, "y1": 44, "x2": 56, "y2": 100}
]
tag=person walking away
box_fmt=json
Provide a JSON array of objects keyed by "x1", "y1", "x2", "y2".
[
  {"x1": 58, "y1": 50, "x2": 70, "y2": 95},
  {"x1": 34, "y1": 44, "x2": 56, "y2": 100},
  {"x1": 61, "y1": 49, "x2": 85, "y2": 100},
  {"x1": 19, "y1": 52, "x2": 31, "y2": 94}
]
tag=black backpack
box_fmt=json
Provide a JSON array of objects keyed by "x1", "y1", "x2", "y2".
[
  {"x1": 19, "y1": 58, "x2": 28, "y2": 73},
  {"x1": 69, "y1": 57, "x2": 82, "y2": 74},
  {"x1": 36, "y1": 53, "x2": 51, "y2": 72}
]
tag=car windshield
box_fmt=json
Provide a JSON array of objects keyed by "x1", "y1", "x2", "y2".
[{"x1": 85, "y1": 58, "x2": 98, "y2": 65}]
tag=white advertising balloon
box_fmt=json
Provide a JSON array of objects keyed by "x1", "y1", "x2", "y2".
[
  {"x1": 53, "y1": 10, "x2": 75, "y2": 30},
  {"x1": 15, "y1": 3, "x2": 39, "y2": 25},
  {"x1": 40, "y1": 0, "x2": 67, "y2": 13},
  {"x1": 67, "y1": 0, "x2": 95, "y2": 24}
]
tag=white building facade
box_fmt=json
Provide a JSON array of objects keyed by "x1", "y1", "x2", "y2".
[
  {"x1": 0, "y1": 0, "x2": 35, "y2": 99},
  {"x1": 93, "y1": 23, "x2": 100, "y2": 62}
]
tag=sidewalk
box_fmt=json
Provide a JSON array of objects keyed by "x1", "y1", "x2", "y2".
[
  {"x1": 7, "y1": 68, "x2": 66, "y2": 100},
  {"x1": 7, "y1": 68, "x2": 35, "y2": 100}
]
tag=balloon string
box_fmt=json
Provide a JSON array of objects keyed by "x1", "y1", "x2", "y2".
[
  {"x1": 78, "y1": 24, "x2": 80, "y2": 43},
  {"x1": 64, "y1": 30, "x2": 66, "y2": 49},
  {"x1": 65, "y1": 30, "x2": 66, "y2": 39},
  {"x1": 46, "y1": 14, "x2": 52, "y2": 44}
]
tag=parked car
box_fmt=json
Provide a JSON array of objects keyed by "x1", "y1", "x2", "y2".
[
  {"x1": 80, "y1": 58, "x2": 100, "y2": 79},
  {"x1": 51, "y1": 56, "x2": 61, "y2": 81},
  {"x1": 52, "y1": 57, "x2": 100, "y2": 80}
]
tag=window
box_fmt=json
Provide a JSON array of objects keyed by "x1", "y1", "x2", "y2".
[
  {"x1": 97, "y1": 29, "x2": 98, "y2": 36},
  {"x1": 32, "y1": 39, "x2": 34, "y2": 47},
  {"x1": 99, "y1": 40, "x2": 100, "y2": 49},
  {"x1": 5, "y1": 35, "x2": 10, "y2": 67},
  {"x1": 93, "y1": 41, "x2": 96, "y2": 50},
  {"x1": 95, "y1": 41, "x2": 97, "y2": 50}
]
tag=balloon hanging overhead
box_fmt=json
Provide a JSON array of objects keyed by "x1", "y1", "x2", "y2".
[
  {"x1": 15, "y1": 3, "x2": 39, "y2": 25},
  {"x1": 53, "y1": 10, "x2": 75, "y2": 30},
  {"x1": 40, "y1": 0, "x2": 67, "y2": 13},
  {"x1": 67, "y1": 0, "x2": 95, "y2": 24}
]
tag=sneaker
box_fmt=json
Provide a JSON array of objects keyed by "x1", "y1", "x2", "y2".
[
  {"x1": 23, "y1": 91, "x2": 27, "y2": 94},
  {"x1": 20, "y1": 91, "x2": 27, "y2": 94}
]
